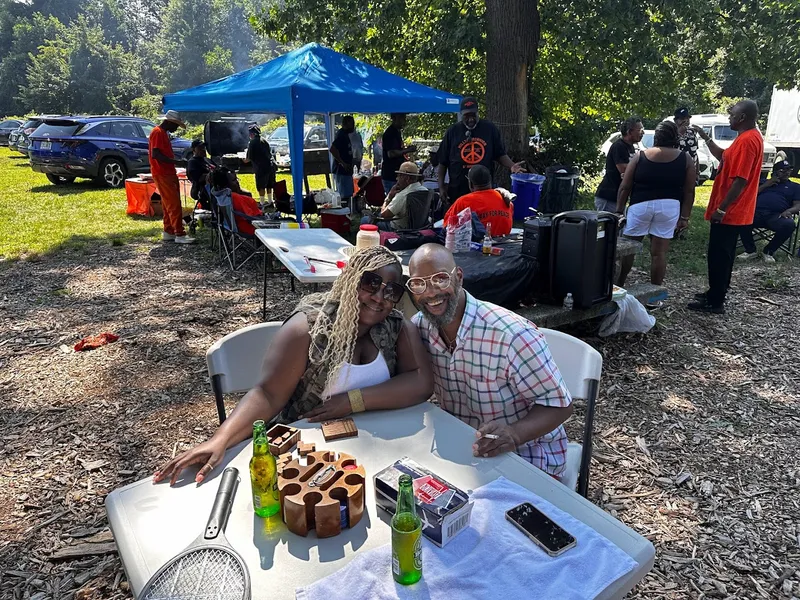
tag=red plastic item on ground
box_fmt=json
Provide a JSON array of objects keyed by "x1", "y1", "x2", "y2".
[
  {"x1": 74, "y1": 332, "x2": 120, "y2": 352},
  {"x1": 320, "y1": 211, "x2": 352, "y2": 236}
]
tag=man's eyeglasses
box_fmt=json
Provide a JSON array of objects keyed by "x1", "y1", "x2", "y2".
[
  {"x1": 359, "y1": 271, "x2": 405, "y2": 304},
  {"x1": 406, "y1": 267, "x2": 457, "y2": 295}
]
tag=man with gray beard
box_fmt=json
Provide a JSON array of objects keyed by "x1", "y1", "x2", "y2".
[{"x1": 406, "y1": 244, "x2": 574, "y2": 477}]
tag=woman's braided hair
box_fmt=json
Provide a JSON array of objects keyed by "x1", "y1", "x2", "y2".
[{"x1": 298, "y1": 245, "x2": 401, "y2": 395}]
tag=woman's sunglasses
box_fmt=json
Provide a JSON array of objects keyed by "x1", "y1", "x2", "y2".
[
  {"x1": 359, "y1": 271, "x2": 405, "y2": 304},
  {"x1": 406, "y1": 267, "x2": 457, "y2": 295}
]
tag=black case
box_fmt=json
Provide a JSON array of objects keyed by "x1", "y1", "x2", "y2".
[
  {"x1": 521, "y1": 215, "x2": 554, "y2": 301},
  {"x1": 550, "y1": 210, "x2": 619, "y2": 309}
]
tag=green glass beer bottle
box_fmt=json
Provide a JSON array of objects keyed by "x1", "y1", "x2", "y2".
[
  {"x1": 249, "y1": 420, "x2": 280, "y2": 518},
  {"x1": 391, "y1": 474, "x2": 422, "y2": 584}
]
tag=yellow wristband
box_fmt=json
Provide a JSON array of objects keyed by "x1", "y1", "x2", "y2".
[{"x1": 348, "y1": 389, "x2": 365, "y2": 413}]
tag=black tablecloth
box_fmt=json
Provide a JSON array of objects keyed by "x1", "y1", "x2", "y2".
[{"x1": 397, "y1": 241, "x2": 534, "y2": 308}]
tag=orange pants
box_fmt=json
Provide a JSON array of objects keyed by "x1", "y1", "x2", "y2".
[{"x1": 153, "y1": 172, "x2": 185, "y2": 236}]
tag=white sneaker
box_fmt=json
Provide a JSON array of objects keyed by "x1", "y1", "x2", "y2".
[
  {"x1": 162, "y1": 232, "x2": 176, "y2": 241},
  {"x1": 174, "y1": 235, "x2": 196, "y2": 244},
  {"x1": 737, "y1": 252, "x2": 758, "y2": 261},
  {"x1": 762, "y1": 253, "x2": 776, "y2": 263}
]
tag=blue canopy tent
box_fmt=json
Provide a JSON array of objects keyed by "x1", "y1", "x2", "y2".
[{"x1": 163, "y1": 43, "x2": 461, "y2": 222}]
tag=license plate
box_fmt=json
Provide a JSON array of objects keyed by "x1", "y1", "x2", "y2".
[{"x1": 40, "y1": 141, "x2": 51, "y2": 150}]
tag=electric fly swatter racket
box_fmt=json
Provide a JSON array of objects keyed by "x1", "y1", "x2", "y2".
[{"x1": 139, "y1": 467, "x2": 251, "y2": 600}]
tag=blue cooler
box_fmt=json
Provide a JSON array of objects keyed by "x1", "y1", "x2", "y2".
[{"x1": 511, "y1": 173, "x2": 546, "y2": 220}]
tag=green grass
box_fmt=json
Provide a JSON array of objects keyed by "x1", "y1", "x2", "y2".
[
  {"x1": 0, "y1": 148, "x2": 162, "y2": 260},
  {"x1": 0, "y1": 147, "x2": 329, "y2": 261}
]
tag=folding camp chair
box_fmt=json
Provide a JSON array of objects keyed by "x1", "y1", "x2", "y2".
[
  {"x1": 273, "y1": 180, "x2": 318, "y2": 223},
  {"x1": 539, "y1": 327, "x2": 603, "y2": 498},
  {"x1": 354, "y1": 174, "x2": 386, "y2": 213},
  {"x1": 374, "y1": 188, "x2": 434, "y2": 232},
  {"x1": 402, "y1": 189, "x2": 435, "y2": 230},
  {"x1": 737, "y1": 214, "x2": 800, "y2": 257},
  {"x1": 211, "y1": 188, "x2": 264, "y2": 271}
]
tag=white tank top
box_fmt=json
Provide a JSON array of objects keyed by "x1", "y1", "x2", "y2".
[{"x1": 323, "y1": 352, "x2": 391, "y2": 398}]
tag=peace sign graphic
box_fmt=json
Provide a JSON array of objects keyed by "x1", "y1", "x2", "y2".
[{"x1": 460, "y1": 139, "x2": 486, "y2": 165}]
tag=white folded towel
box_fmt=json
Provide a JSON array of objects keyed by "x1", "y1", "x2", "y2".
[{"x1": 296, "y1": 476, "x2": 638, "y2": 600}]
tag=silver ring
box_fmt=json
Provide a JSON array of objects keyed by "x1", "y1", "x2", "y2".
[{"x1": 207, "y1": 464, "x2": 214, "y2": 471}]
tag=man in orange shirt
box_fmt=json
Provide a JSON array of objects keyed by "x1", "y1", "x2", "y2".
[
  {"x1": 687, "y1": 100, "x2": 763, "y2": 314},
  {"x1": 443, "y1": 165, "x2": 513, "y2": 236},
  {"x1": 149, "y1": 110, "x2": 194, "y2": 244}
]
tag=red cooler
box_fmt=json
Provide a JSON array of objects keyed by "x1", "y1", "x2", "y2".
[{"x1": 320, "y1": 209, "x2": 352, "y2": 236}]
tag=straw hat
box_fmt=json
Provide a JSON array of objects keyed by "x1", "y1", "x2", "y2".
[
  {"x1": 396, "y1": 161, "x2": 421, "y2": 177},
  {"x1": 160, "y1": 110, "x2": 185, "y2": 127}
]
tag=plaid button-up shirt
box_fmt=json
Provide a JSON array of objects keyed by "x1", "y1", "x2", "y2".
[{"x1": 413, "y1": 292, "x2": 572, "y2": 475}]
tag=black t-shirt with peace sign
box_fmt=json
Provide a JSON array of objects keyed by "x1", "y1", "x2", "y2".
[{"x1": 438, "y1": 119, "x2": 506, "y2": 198}]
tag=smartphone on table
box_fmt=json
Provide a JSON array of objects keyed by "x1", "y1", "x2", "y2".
[{"x1": 505, "y1": 502, "x2": 577, "y2": 557}]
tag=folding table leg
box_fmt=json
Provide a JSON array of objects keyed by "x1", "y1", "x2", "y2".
[{"x1": 268, "y1": 251, "x2": 274, "y2": 322}]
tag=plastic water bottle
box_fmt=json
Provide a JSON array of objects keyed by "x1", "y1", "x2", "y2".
[{"x1": 563, "y1": 293, "x2": 574, "y2": 310}]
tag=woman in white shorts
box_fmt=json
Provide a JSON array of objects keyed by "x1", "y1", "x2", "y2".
[{"x1": 615, "y1": 121, "x2": 696, "y2": 286}]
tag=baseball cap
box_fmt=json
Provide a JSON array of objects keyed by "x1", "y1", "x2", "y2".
[
  {"x1": 674, "y1": 107, "x2": 691, "y2": 120},
  {"x1": 460, "y1": 97, "x2": 478, "y2": 116},
  {"x1": 773, "y1": 160, "x2": 791, "y2": 170},
  {"x1": 396, "y1": 161, "x2": 421, "y2": 177},
  {"x1": 191, "y1": 139, "x2": 205, "y2": 149}
]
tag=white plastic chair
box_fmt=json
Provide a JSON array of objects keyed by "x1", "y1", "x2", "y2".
[
  {"x1": 539, "y1": 327, "x2": 603, "y2": 498},
  {"x1": 206, "y1": 322, "x2": 283, "y2": 424}
]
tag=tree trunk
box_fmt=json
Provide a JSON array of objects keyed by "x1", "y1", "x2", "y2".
[{"x1": 485, "y1": 0, "x2": 539, "y2": 182}]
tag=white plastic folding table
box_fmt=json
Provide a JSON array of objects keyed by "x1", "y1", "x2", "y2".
[
  {"x1": 106, "y1": 403, "x2": 654, "y2": 599},
  {"x1": 255, "y1": 228, "x2": 352, "y2": 319}
]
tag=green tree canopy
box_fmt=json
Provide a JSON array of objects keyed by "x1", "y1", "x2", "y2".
[
  {"x1": 254, "y1": 0, "x2": 800, "y2": 168},
  {"x1": 0, "y1": 13, "x2": 66, "y2": 115},
  {"x1": 21, "y1": 16, "x2": 146, "y2": 114}
]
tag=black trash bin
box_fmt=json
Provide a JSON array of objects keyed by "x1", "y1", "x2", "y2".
[{"x1": 539, "y1": 165, "x2": 580, "y2": 214}]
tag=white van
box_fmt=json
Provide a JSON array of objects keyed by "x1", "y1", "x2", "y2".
[
  {"x1": 765, "y1": 87, "x2": 800, "y2": 173},
  {"x1": 691, "y1": 114, "x2": 776, "y2": 178},
  {"x1": 601, "y1": 128, "x2": 713, "y2": 183}
]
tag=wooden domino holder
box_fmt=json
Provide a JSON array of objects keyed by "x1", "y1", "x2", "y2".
[{"x1": 277, "y1": 450, "x2": 366, "y2": 538}]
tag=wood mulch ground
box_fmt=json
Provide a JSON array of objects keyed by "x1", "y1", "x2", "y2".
[{"x1": 0, "y1": 238, "x2": 798, "y2": 599}]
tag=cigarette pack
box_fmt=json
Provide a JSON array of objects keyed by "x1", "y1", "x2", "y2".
[{"x1": 374, "y1": 457, "x2": 473, "y2": 547}]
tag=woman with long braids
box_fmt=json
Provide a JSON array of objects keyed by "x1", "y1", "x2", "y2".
[{"x1": 155, "y1": 246, "x2": 433, "y2": 485}]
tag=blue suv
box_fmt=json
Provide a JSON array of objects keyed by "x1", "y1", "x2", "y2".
[{"x1": 29, "y1": 116, "x2": 192, "y2": 187}]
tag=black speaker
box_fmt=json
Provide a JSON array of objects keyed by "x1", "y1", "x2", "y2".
[
  {"x1": 550, "y1": 211, "x2": 619, "y2": 309},
  {"x1": 522, "y1": 215, "x2": 554, "y2": 301}
]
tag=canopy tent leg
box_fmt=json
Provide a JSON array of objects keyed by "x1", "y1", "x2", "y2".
[
  {"x1": 287, "y1": 106, "x2": 306, "y2": 223},
  {"x1": 324, "y1": 113, "x2": 336, "y2": 195}
]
